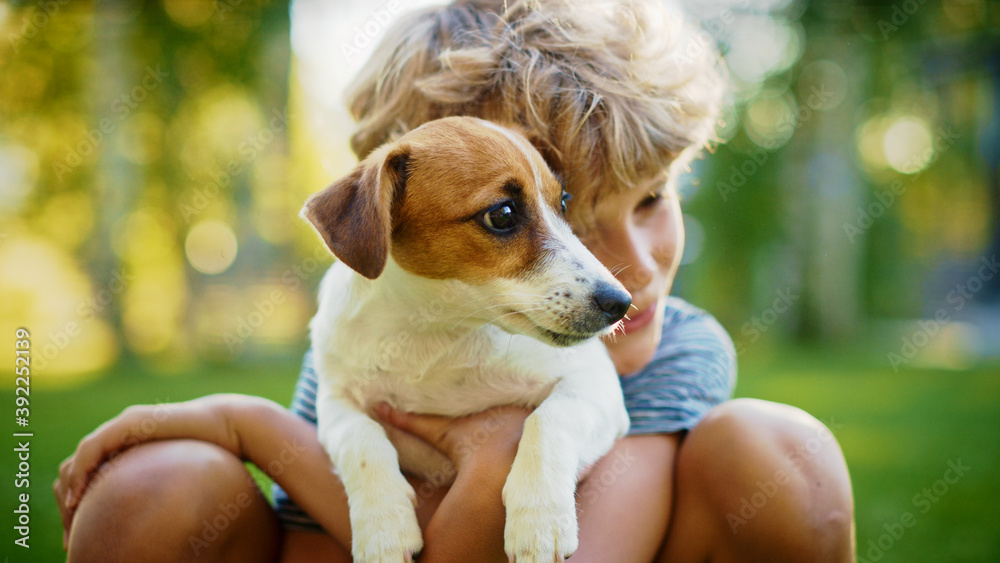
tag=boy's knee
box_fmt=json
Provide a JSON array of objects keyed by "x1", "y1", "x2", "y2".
[
  {"x1": 68, "y1": 440, "x2": 275, "y2": 562},
  {"x1": 679, "y1": 399, "x2": 854, "y2": 561},
  {"x1": 685, "y1": 399, "x2": 845, "y2": 475}
]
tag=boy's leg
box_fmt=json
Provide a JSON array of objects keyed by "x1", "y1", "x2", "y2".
[
  {"x1": 68, "y1": 439, "x2": 286, "y2": 562},
  {"x1": 64, "y1": 437, "x2": 455, "y2": 561},
  {"x1": 281, "y1": 531, "x2": 350, "y2": 563},
  {"x1": 660, "y1": 398, "x2": 855, "y2": 562}
]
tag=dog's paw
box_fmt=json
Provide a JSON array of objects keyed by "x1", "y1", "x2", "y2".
[
  {"x1": 502, "y1": 474, "x2": 578, "y2": 563},
  {"x1": 350, "y1": 484, "x2": 423, "y2": 563}
]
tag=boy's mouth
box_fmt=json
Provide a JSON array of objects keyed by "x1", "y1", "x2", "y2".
[{"x1": 620, "y1": 302, "x2": 656, "y2": 334}]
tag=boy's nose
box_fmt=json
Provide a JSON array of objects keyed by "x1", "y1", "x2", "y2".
[{"x1": 589, "y1": 227, "x2": 657, "y2": 294}]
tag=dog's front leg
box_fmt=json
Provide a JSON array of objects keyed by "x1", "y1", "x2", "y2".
[
  {"x1": 501, "y1": 362, "x2": 629, "y2": 562},
  {"x1": 316, "y1": 378, "x2": 423, "y2": 563}
]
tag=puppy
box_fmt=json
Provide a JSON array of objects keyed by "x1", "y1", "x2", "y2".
[{"x1": 302, "y1": 116, "x2": 631, "y2": 563}]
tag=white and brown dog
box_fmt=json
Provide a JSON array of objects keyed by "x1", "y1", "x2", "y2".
[{"x1": 302, "y1": 116, "x2": 631, "y2": 563}]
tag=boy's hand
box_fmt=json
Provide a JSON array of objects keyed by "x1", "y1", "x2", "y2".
[
  {"x1": 373, "y1": 403, "x2": 531, "y2": 474},
  {"x1": 53, "y1": 396, "x2": 239, "y2": 547}
]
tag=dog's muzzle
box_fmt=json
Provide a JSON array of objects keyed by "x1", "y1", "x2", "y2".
[{"x1": 592, "y1": 282, "x2": 631, "y2": 325}]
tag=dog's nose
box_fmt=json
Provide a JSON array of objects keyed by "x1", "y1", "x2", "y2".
[{"x1": 593, "y1": 283, "x2": 632, "y2": 324}]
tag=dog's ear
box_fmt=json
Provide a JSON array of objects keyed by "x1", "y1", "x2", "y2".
[{"x1": 301, "y1": 143, "x2": 409, "y2": 279}]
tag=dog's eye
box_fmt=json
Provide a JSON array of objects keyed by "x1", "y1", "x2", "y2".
[
  {"x1": 481, "y1": 201, "x2": 518, "y2": 233},
  {"x1": 560, "y1": 191, "x2": 572, "y2": 215}
]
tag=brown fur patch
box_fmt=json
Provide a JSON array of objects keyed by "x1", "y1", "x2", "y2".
[
  {"x1": 303, "y1": 117, "x2": 569, "y2": 283},
  {"x1": 302, "y1": 143, "x2": 409, "y2": 279},
  {"x1": 389, "y1": 118, "x2": 566, "y2": 284}
]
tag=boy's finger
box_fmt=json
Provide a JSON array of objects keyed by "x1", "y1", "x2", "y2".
[{"x1": 373, "y1": 403, "x2": 450, "y2": 443}]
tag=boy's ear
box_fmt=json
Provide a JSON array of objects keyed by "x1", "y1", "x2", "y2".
[{"x1": 301, "y1": 143, "x2": 410, "y2": 279}]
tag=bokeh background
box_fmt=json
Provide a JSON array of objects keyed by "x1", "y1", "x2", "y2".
[{"x1": 1, "y1": 0, "x2": 998, "y2": 560}]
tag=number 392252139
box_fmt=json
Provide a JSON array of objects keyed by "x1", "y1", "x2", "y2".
[{"x1": 15, "y1": 328, "x2": 30, "y2": 427}]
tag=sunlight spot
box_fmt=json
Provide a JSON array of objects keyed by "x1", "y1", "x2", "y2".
[
  {"x1": 883, "y1": 117, "x2": 934, "y2": 174},
  {"x1": 185, "y1": 220, "x2": 238, "y2": 274},
  {"x1": 163, "y1": 0, "x2": 215, "y2": 28}
]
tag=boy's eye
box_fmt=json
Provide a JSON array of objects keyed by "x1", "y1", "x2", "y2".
[{"x1": 637, "y1": 191, "x2": 663, "y2": 210}]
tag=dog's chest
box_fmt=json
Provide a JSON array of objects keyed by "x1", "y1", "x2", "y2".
[{"x1": 332, "y1": 328, "x2": 560, "y2": 417}]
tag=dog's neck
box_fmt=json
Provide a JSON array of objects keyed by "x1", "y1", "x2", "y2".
[
  {"x1": 352, "y1": 259, "x2": 491, "y2": 331},
  {"x1": 313, "y1": 259, "x2": 506, "y2": 379},
  {"x1": 320, "y1": 257, "x2": 505, "y2": 379}
]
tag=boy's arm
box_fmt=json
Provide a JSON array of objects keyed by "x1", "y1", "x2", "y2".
[
  {"x1": 377, "y1": 406, "x2": 681, "y2": 563},
  {"x1": 373, "y1": 404, "x2": 529, "y2": 563},
  {"x1": 572, "y1": 433, "x2": 680, "y2": 562},
  {"x1": 56, "y1": 394, "x2": 353, "y2": 547}
]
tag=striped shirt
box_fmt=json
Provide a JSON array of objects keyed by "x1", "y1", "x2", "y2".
[
  {"x1": 272, "y1": 296, "x2": 736, "y2": 530},
  {"x1": 620, "y1": 296, "x2": 737, "y2": 434}
]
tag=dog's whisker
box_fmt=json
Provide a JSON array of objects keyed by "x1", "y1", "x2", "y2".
[
  {"x1": 485, "y1": 307, "x2": 548, "y2": 327},
  {"x1": 449, "y1": 303, "x2": 546, "y2": 330},
  {"x1": 493, "y1": 291, "x2": 547, "y2": 299},
  {"x1": 505, "y1": 333, "x2": 514, "y2": 367},
  {"x1": 492, "y1": 307, "x2": 546, "y2": 321},
  {"x1": 448, "y1": 302, "x2": 546, "y2": 330},
  {"x1": 609, "y1": 263, "x2": 631, "y2": 278},
  {"x1": 603, "y1": 319, "x2": 626, "y2": 343},
  {"x1": 449, "y1": 300, "x2": 541, "y2": 317}
]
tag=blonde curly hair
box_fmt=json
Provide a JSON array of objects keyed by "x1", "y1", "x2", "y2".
[{"x1": 346, "y1": 0, "x2": 724, "y2": 226}]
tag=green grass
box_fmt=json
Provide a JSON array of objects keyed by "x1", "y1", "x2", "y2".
[
  {"x1": 734, "y1": 346, "x2": 1000, "y2": 563},
  {"x1": 1, "y1": 347, "x2": 998, "y2": 562}
]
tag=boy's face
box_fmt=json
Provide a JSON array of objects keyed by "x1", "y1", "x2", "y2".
[{"x1": 573, "y1": 175, "x2": 684, "y2": 375}]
